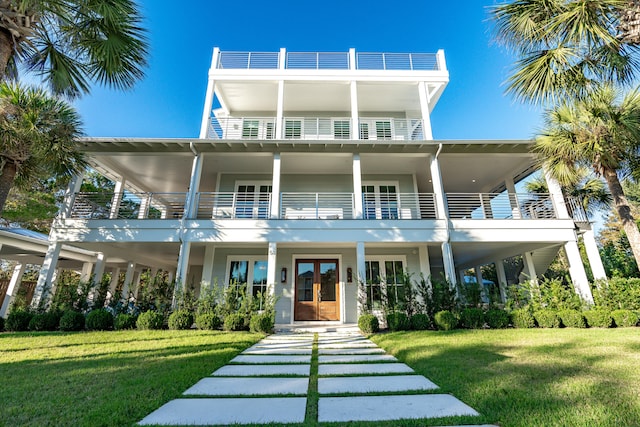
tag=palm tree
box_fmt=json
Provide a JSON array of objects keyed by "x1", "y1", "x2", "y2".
[
  {"x1": 0, "y1": 82, "x2": 85, "y2": 214},
  {"x1": 492, "y1": 0, "x2": 640, "y2": 105},
  {"x1": 534, "y1": 83, "x2": 640, "y2": 268},
  {"x1": 0, "y1": 0, "x2": 148, "y2": 98},
  {"x1": 525, "y1": 168, "x2": 612, "y2": 219}
]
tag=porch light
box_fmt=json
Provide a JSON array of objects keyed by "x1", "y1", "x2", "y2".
[{"x1": 281, "y1": 267, "x2": 287, "y2": 283}]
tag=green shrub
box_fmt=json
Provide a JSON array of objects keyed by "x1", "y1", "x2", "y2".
[
  {"x1": 28, "y1": 312, "x2": 60, "y2": 331},
  {"x1": 593, "y1": 277, "x2": 640, "y2": 311},
  {"x1": 434, "y1": 310, "x2": 458, "y2": 331},
  {"x1": 223, "y1": 313, "x2": 246, "y2": 331},
  {"x1": 195, "y1": 312, "x2": 222, "y2": 330},
  {"x1": 583, "y1": 309, "x2": 613, "y2": 328},
  {"x1": 136, "y1": 310, "x2": 164, "y2": 330},
  {"x1": 459, "y1": 308, "x2": 484, "y2": 329},
  {"x1": 409, "y1": 313, "x2": 430, "y2": 330},
  {"x1": 168, "y1": 310, "x2": 194, "y2": 330},
  {"x1": 485, "y1": 309, "x2": 510, "y2": 329},
  {"x1": 611, "y1": 309, "x2": 639, "y2": 327},
  {"x1": 558, "y1": 309, "x2": 587, "y2": 328},
  {"x1": 249, "y1": 312, "x2": 274, "y2": 333},
  {"x1": 114, "y1": 313, "x2": 137, "y2": 330},
  {"x1": 386, "y1": 312, "x2": 410, "y2": 331},
  {"x1": 59, "y1": 310, "x2": 85, "y2": 331},
  {"x1": 6, "y1": 310, "x2": 34, "y2": 332},
  {"x1": 534, "y1": 310, "x2": 561, "y2": 328},
  {"x1": 358, "y1": 314, "x2": 380, "y2": 334},
  {"x1": 511, "y1": 308, "x2": 536, "y2": 328},
  {"x1": 86, "y1": 309, "x2": 114, "y2": 331}
]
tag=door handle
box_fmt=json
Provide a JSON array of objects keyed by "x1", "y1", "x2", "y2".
[{"x1": 317, "y1": 288, "x2": 322, "y2": 302}]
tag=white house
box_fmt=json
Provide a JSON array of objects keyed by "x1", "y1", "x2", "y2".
[{"x1": 28, "y1": 48, "x2": 606, "y2": 325}]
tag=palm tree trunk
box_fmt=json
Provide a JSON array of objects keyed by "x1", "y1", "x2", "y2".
[
  {"x1": 0, "y1": 29, "x2": 12, "y2": 79},
  {"x1": 602, "y1": 167, "x2": 640, "y2": 271},
  {"x1": 0, "y1": 160, "x2": 16, "y2": 216}
]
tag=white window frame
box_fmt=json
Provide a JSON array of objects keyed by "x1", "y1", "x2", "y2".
[
  {"x1": 362, "y1": 181, "x2": 400, "y2": 220},
  {"x1": 225, "y1": 255, "x2": 269, "y2": 297},
  {"x1": 364, "y1": 255, "x2": 407, "y2": 310},
  {"x1": 234, "y1": 181, "x2": 272, "y2": 219}
]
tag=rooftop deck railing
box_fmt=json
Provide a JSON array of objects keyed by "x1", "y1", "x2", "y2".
[
  {"x1": 215, "y1": 51, "x2": 440, "y2": 71},
  {"x1": 446, "y1": 193, "x2": 557, "y2": 220}
]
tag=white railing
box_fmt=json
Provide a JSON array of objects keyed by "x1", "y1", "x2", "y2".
[
  {"x1": 446, "y1": 193, "x2": 557, "y2": 220},
  {"x1": 363, "y1": 193, "x2": 437, "y2": 219},
  {"x1": 281, "y1": 193, "x2": 355, "y2": 219},
  {"x1": 286, "y1": 52, "x2": 350, "y2": 69},
  {"x1": 196, "y1": 192, "x2": 272, "y2": 219},
  {"x1": 216, "y1": 51, "x2": 280, "y2": 69},
  {"x1": 356, "y1": 53, "x2": 439, "y2": 70},
  {"x1": 358, "y1": 118, "x2": 424, "y2": 141},
  {"x1": 282, "y1": 117, "x2": 352, "y2": 140},
  {"x1": 208, "y1": 117, "x2": 276, "y2": 139},
  {"x1": 70, "y1": 192, "x2": 187, "y2": 219}
]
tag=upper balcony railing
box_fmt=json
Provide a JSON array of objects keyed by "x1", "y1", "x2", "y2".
[
  {"x1": 215, "y1": 50, "x2": 441, "y2": 71},
  {"x1": 207, "y1": 117, "x2": 424, "y2": 141},
  {"x1": 446, "y1": 193, "x2": 558, "y2": 220},
  {"x1": 70, "y1": 192, "x2": 187, "y2": 219}
]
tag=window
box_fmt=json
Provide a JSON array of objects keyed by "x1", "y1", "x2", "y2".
[
  {"x1": 364, "y1": 257, "x2": 406, "y2": 311},
  {"x1": 333, "y1": 120, "x2": 350, "y2": 139},
  {"x1": 227, "y1": 257, "x2": 268, "y2": 298},
  {"x1": 375, "y1": 121, "x2": 392, "y2": 140},
  {"x1": 235, "y1": 182, "x2": 272, "y2": 219},
  {"x1": 285, "y1": 120, "x2": 301, "y2": 139},
  {"x1": 241, "y1": 120, "x2": 259, "y2": 138},
  {"x1": 362, "y1": 183, "x2": 399, "y2": 219},
  {"x1": 359, "y1": 123, "x2": 369, "y2": 140}
]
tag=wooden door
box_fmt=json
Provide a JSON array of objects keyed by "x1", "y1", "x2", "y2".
[{"x1": 294, "y1": 259, "x2": 339, "y2": 321}]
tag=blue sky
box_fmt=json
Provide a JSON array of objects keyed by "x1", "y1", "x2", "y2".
[{"x1": 73, "y1": 0, "x2": 543, "y2": 140}]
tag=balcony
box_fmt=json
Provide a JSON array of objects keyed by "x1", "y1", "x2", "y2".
[
  {"x1": 446, "y1": 193, "x2": 558, "y2": 220},
  {"x1": 207, "y1": 117, "x2": 425, "y2": 141},
  {"x1": 70, "y1": 192, "x2": 187, "y2": 219},
  {"x1": 216, "y1": 51, "x2": 441, "y2": 71}
]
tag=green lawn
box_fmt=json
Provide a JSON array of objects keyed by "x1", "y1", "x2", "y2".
[
  {"x1": 0, "y1": 330, "x2": 263, "y2": 426},
  {"x1": 373, "y1": 328, "x2": 640, "y2": 427}
]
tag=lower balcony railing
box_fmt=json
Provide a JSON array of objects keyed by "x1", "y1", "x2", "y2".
[
  {"x1": 70, "y1": 192, "x2": 187, "y2": 219},
  {"x1": 446, "y1": 193, "x2": 557, "y2": 220}
]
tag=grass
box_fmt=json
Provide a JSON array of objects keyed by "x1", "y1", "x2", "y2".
[
  {"x1": 2, "y1": 328, "x2": 640, "y2": 426},
  {"x1": 0, "y1": 329, "x2": 263, "y2": 426},
  {"x1": 372, "y1": 328, "x2": 640, "y2": 427}
]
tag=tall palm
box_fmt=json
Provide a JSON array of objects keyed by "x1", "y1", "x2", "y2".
[
  {"x1": 534, "y1": 83, "x2": 640, "y2": 268},
  {"x1": 0, "y1": 82, "x2": 85, "y2": 214},
  {"x1": 492, "y1": 0, "x2": 640, "y2": 105},
  {"x1": 525, "y1": 168, "x2": 612, "y2": 219},
  {"x1": 0, "y1": 0, "x2": 148, "y2": 98}
]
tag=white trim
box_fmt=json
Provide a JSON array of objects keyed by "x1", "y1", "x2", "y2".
[
  {"x1": 363, "y1": 255, "x2": 407, "y2": 311},
  {"x1": 224, "y1": 255, "x2": 269, "y2": 295},
  {"x1": 290, "y1": 253, "x2": 343, "y2": 324},
  {"x1": 361, "y1": 181, "x2": 401, "y2": 220}
]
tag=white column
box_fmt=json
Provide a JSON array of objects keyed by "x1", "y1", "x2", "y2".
[
  {"x1": 441, "y1": 242, "x2": 456, "y2": 284},
  {"x1": 175, "y1": 241, "x2": 191, "y2": 290},
  {"x1": 93, "y1": 253, "x2": 106, "y2": 283},
  {"x1": 109, "y1": 178, "x2": 126, "y2": 219},
  {"x1": 349, "y1": 47, "x2": 356, "y2": 70},
  {"x1": 544, "y1": 169, "x2": 570, "y2": 219},
  {"x1": 0, "y1": 263, "x2": 26, "y2": 317},
  {"x1": 275, "y1": 80, "x2": 285, "y2": 139},
  {"x1": 270, "y1": 153, "x2": 281, "y2": 218},
  {"x1": 109, "y1": 267, "x2": 121, "y2": 296},
  {"x1": 505, "y1": 176, "x2": 521, "y2": 218},
  {"x1": 429, "y1": 154, "x2": 447, "y2": 219},
  {"x1": 267, "y1": 242, "x2": 277, "y2": 295},
  {"x1": 185, "y1": 150, "x2": 203, "y2": 219},
  {"x1": 564, "y1": 241, "x2": 594, "y2": 303},
  {"x1": 121, "y1": 261, "x2": 136, "y2": 300},
  {"x1": 356, "y1": 242, "x2": 366, "y2": 315},
  {"x1": 32, "y1": 242, "x2": 62, "y2": 308},
  {"x1": 583, "y1": 228, "x2": 607, "y2": 280},
  {"x1": 495, "y1": 260, "x2": 508, "y2": 302},
  {"x1": 132, "y1": 270, "x2": 142, "y2": 299},
  {"x1": 60, "y1": 172, "x2": 85, "y2": 219},
  {"x1": 418, "y1": 245, "x2": 432, "y2": 281},
  {"x1": 201, "y1": 245, "x2": 216, "y2": 287},
  {"x1": 523, "y1": 251, "x2": 538, "y2": 282},
  {"x1": 80, "y1": 262, "x2": 93, "y2": 283},
  {"x1": 350, "y1": 81, "x2": 359, "y2": 140},
  {"x1": 353, "y1": 154, "x2": 363, "y2": 219},
  {"x1": 199, "y1": 47, "x2": 220, "y2": 139},
  {"x1": 418, "y1": 81, "x2": 434, "y2": 140}
]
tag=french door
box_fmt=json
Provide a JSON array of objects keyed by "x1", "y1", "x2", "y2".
[
  {"x1": 294, "y1": 259, "x2": 339, "y2": 321},
  {"x1": 362, "y1": 184, "x2": 399, "y2": 219},
  {"x1": 235, "y1": 183, "x2": 272, "y2": 219}
]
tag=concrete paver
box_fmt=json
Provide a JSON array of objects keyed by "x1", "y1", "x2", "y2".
[
  {"x1": 184, "y1": 377, "x2": 309, "y2": 396},
  {"x1": 242, "y1": 346, "x2": 312, "y2": 355},
  {"x1": 230, "y1": 354, "x2": 311, "y2": 364},
  {"x1": 212, "y1": 364, "x2": 310, "y2": 377},
  {"x1": 319, "y1": 362, "x2": 414, "y2": 375},
  {"x1": 318, "y1": 375, "x2": 438, "y2": 394},
  {"x1": 319, "y1": 354, "x2": 397, "y2": 363},
  {"x1": 318, "y1": 347, "x2": 385, "y2": 355}
]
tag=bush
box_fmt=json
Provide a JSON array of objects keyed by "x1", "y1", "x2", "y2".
[
  {"x1": 195, "y1": 312, "x2": 222, "y2": 330},
  {"x1": 593, "y1": 277, "x2": 640, "y2": 311},
  {"x1": 249, "y1": 312, "x2": 274, "y2": 333},
  {"x1": 534, "y1": 310, "x2": 561, "y2": 328},
  {"x1": 558, "y1": 309, "x2": 587, "y2": 328},
  {"x1": 583, "y1": 309, "x2": 613, "y2": 328},
  {"x1": 358, "y1": 314, "x2": 380, "y2": 334},
  {"x1": 86, "y1": 309, "x2": 114, "y2": 331},
  {"x1": 511, "y1": 308, "x2": 536, "y2": 328},
  {"x1": 114, "y1": 313, "x2": 137, "y2": 330},
  {"x1": 485, "y1": 309, "x2": 510, "y2": 329},
  {"x1": 386, "y1": 312, "x2": 410, "y2": 331},
  {"x1": 223, "y1": 313, "x2": 246, "y2": 331},
  {"x1": 28, "y1": 312, "x2": 60, "y2": 331},
  {"x1": 136, "y1": 310, "x2": 164, "y2": 330},
  {"x1": 409, "y1": 313, "x2": 430, "y2": 330},
  {"x1": 6, "y1": 310, "x2": 34, "y2": 332},
  {"x1": 459, "y1": 308, "x2": 484, "y2": 329},
  {"x1": 434, "y1": 310, "x2": 458, "y2": 331},
  {"x1": 59, "y1": 310, "x2": 85, "y2": 331},
  {"x1": 611, "y1": 309, "x2": 639, "y2": 327},
  {"x1": 168, "y1": 310, "x2": 194, "y2": 330}
]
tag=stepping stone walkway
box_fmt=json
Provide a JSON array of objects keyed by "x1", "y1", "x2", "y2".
[{"x1": 138, "y1": 331, "x2": 491, "y2": 426}]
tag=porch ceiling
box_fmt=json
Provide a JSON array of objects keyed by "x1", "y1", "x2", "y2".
[{"x1": 451, "y1": 241, "x2": 558, "y2": 269}]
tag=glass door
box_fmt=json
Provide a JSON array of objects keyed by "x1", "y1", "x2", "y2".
[{"x1": 294, "y1": 259, "x2": 339, "y2": 321}]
